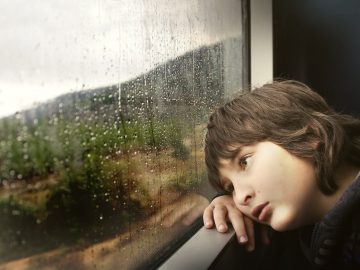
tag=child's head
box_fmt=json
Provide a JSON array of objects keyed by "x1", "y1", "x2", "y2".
[
  {"x1": 205, "y1": 80, "x2": 360, "y2": 230},
  {"x1": 205, "y1": 80, "x2": 360, "y2": 196}
]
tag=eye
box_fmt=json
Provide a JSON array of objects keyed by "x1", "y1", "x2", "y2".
[{"x1": 239, "y1": 155, "x2": 252, "y2": 169}]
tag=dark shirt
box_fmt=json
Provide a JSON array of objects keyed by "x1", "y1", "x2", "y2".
[{"x1": 299, "y1": 172, "x2": 360, "y2": 269}]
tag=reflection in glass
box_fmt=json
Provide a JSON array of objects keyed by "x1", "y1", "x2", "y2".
[{"x1": 0, "y1": 0, "x2": 247, "y2": 269}]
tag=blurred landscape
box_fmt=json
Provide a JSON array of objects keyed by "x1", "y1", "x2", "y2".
[{"x1": 0, "y1": 39, "x2": 239, "y2": 267}]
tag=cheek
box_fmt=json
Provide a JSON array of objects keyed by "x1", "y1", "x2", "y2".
[
  {"x1": 270, "y1": 207, "x2": 297, "y2": 231},
  {"x1": 258, "y1": 159, "x2": 309, "y2": 197},
  {"x1": 251, "y1": 165, "x2": 285, "y2": 194},
  {"x1": 270, "y1": 182, "x2": 317, "y2": 230}
]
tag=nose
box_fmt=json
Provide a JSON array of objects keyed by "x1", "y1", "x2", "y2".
[{"x1": 233, "y1": 186, "x2": 255, "y2": 206}]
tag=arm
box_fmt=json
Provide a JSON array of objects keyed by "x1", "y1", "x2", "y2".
[{"x1": 203, "y1": 195, "x2": 270, "y2": 252}]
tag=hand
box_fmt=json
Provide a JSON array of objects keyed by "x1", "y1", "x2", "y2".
[
  {"x1": 203, "y1": 195, "x2": 270, "y2": 252},
  {"x1": 148, "y1": 193, "x2": 210, "y2": 227}
]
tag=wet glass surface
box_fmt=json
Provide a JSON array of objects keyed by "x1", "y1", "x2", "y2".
[{"x1": 0, "y1": 0, "x2": 247, "y2": 269}]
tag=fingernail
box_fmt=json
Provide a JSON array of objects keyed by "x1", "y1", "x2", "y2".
[
  {"x1": 205, "y1": 221, "x2": 212, "y2": 227},
  {"x1": 239, "y1": 235, "x2": 248, "y2": 243},
  {"x1": 218, "y1": 224, "x2": 226, "y2": 232}
]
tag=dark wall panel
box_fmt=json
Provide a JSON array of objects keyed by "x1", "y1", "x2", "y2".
[{"x1": 273, "y1": 0, "x2": 360, "y2": 116}]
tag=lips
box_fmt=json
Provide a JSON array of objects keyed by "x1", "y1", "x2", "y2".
[{"x1": 251, "y1": 202, "x2": 270, "y2": 220}]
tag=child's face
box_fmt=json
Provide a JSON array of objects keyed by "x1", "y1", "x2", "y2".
[{"x1": 218, "y1": 141, "x2": 322, "y2": 231}]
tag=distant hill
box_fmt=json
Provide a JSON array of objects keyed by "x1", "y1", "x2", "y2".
[{"x1": 2, "y1": 37, "x2": 243, "y2": 126}]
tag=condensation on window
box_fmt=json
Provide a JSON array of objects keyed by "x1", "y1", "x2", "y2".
[{"x1": 0, "y1": 0, "x2": 246, "y2": 269}]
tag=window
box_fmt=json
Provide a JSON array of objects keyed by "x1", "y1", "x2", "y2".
[{"x1": 0, "y1": 0, "x2": 248, "y2": 268}]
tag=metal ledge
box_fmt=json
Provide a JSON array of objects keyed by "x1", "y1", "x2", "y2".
[{"x1": 158, "y1": 227, "x2": 235, "y2": 270}]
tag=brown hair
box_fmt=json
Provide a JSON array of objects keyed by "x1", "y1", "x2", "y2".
[{"x1": 205, "y1": 80, "x2": 360, "y2": 195}]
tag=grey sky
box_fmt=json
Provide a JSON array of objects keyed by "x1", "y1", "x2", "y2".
[{"x1": 0, "y1": 0, "x2": 242, "y2": 117}]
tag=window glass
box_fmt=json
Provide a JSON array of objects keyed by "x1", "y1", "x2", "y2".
[{"x1": 0, "y1": 0, "x2": 247, "y2": 268}]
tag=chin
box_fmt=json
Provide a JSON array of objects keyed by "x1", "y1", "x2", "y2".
[
  {"x1": 270, "y1": 222, "x2": 290, "y2": 232},
  {"x1": 269, "y1": 213, "x2": 298, "y2": 232}
]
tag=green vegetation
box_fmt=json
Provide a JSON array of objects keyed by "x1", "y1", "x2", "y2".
[
  {"x1": 0, "y1": 196, "x2": 46, "y2": 262},
  {"x1": 0, "y1": 108, "x2": 195, "y2": 262},
  {"x1": 0, "y1": 40, "x2": 229, "y2": 263},
  {"x1": 0, "y1": 114, "x2": 189, "y2": 181},
  {"x1": 166, "y1": 171, "x2": 206, "y2": 193}
]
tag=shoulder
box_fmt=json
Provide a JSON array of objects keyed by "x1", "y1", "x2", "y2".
[{"x1": 301, "y1": 174, "x2": 360, "y2": 268}]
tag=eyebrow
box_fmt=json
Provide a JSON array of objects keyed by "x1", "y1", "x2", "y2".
[
  {"x1": 227, "y1": 145, "x2": 244, "y2": 161},
  {"x1": 218, "y1": 147, "x2": 245, "y2": 170},
  {"x1": 218, "y1": 147, "x2": 242, "y2": 168}
]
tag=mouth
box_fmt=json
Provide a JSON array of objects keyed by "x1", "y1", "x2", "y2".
[{"x1": 251, "y1": 202, "x2": 270, "y2": 221}]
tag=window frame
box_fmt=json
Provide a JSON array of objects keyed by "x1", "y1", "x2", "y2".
[{"x1": 156, "y1": 0, "x2": 273, "y2": 268}]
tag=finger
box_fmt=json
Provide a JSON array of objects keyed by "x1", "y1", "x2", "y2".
[
  {"x1": 203, "y1": 205, "x2": 215, "y2": 228},
  {"x1": 227, "y1": 208, "x2": 248, "y2": 244},
  {"x1": 213, "y1": 205, "x2": 228, "y2": 233},
  {"x1": 243, "y1": 216, "x2": 255, "y2": 252}
]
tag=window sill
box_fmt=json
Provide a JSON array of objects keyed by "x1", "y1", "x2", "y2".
[{"x1": 158, "y1": 226, "x2": 235, "y2": 270}]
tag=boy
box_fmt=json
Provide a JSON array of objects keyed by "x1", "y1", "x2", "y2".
[{"x1": 203, "y1": 80, "x2": 360, "y2": 269}]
